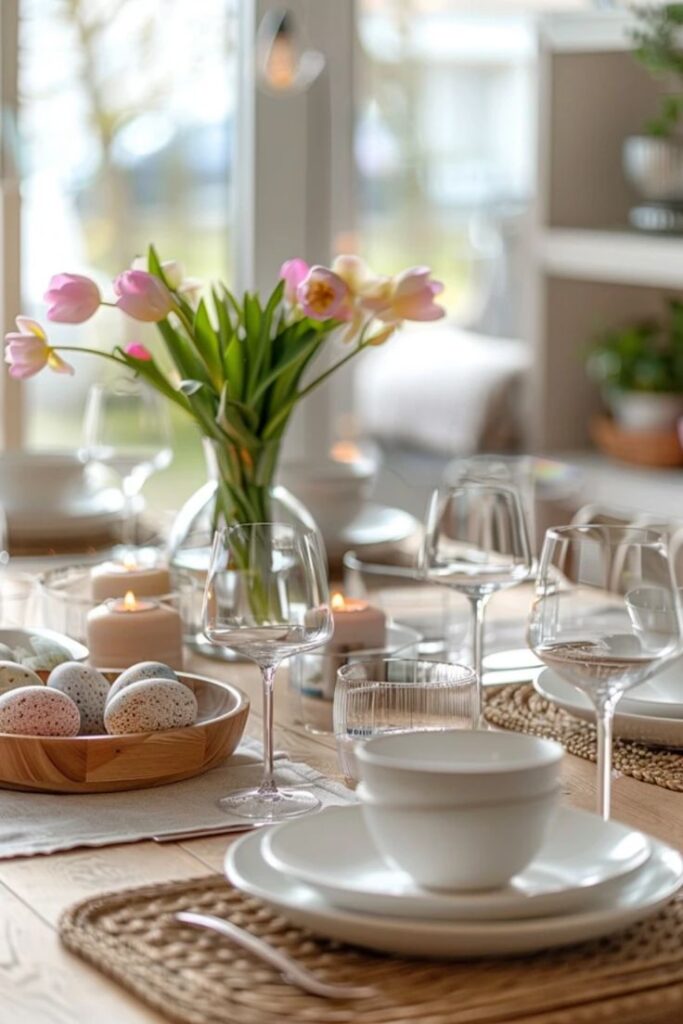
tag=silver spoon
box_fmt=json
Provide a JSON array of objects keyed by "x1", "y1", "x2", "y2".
[{"x1": 175, "y1": 911, "x2": 376, "y2": 1001}]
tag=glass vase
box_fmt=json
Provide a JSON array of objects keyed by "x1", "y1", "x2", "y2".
[{"x1": 168, "y1": 439, "x2": 317, "y2": 658}]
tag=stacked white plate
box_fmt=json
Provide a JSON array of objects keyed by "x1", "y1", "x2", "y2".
[
  {"x1": 535, "y1": 663, "x2": 683, "y2": 749},
  {"x1": 225, "y1": 804, "x2": 683, "y2": 958}
]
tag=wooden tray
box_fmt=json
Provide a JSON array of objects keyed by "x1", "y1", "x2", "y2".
[
  {"x1": 591, "y1": 415, "x2": 683, "y2": 468},
  {"x1": 0, "y1": 671, "x2": 249, "y2": 794}
]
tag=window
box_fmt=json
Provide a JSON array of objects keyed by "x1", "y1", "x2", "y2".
[{"x1": 17, "y1": 0, "x2": 239, "y2": 511}]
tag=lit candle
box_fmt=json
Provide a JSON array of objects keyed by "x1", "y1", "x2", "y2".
[
  {"x1": 328, "y1": 592, "x2": 387, "y2": 654},
  {"x1": 91, "y1": 556, "x2": 172, "y2": 602},
  {"x1": 86, "y1": 590, "x2": 184, "y2": 669},
  {"x1": 297, "y1": 592, "x2": 387, "y2": 700}
]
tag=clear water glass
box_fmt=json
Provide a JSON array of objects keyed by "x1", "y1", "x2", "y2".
[
  {"x1": 334, "y1": 658, "x2": 476, "y2": 785},
  {"x1": 421, "y1": 483, "x2": 533, "y2": 727},
  {"x1": 528, "y1": 524, "x2": 683, "y2": 819},
  {"x1": 203, "y1": 521, "x2": 333, "y2": 820},
  {"x1": 81, "y1": 379, "x2": 173, "y2": 549}
]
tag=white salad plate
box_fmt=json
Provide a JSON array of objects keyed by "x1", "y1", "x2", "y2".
[
  {"x1": 9, "y1": 490, "x2": 125, "y2": 543},
  {"x1": 226, "y1": 827, "x2": 682, "y2": 958},
  {"x1": 610, "y1": 662, "x2": 683, "y2": 720},
  {"x1": 262, "y1": 805, "x2": 651, "y2": 922},
  {"x1": 535, "y1": 670, "x2": 683, "y2": 749}
]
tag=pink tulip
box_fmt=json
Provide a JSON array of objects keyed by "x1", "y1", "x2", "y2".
[
  {"x1": 44, "y1": 273, "x2": 101, "y2": 323},
  {"x1": 378, "y1": 267, "x2": 445, "y2": 322},
  {"x1": 297, "y1": 266, "x2": 351, "y2": 321},
  {"x1": 4, "y1": 317, "x2": 73, "y2": 379},
  {"x1": 280, "y1": 258, "x2": 310, "y2": 303},
  {"x1": 114, "y1": 270, "x2": 175, "y2": 322},
  {"x1": 125, "y1": 342, "x2": 153, "y2": 361}
]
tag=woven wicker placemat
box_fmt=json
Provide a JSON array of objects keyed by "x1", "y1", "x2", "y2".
[
  {"x1": 484, "y1": 684, "x2": 683, "y2": 793},
  {"x1": 59, "y1": 873, "x2": 683, "y2": 1024}
]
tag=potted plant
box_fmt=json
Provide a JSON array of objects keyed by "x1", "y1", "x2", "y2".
[
  {"x1": 624, "y1": 5, "x2": 683, "y2": 210},
  {"x1": 587, "y1": 298, "x2": 683, "y2": 430}
]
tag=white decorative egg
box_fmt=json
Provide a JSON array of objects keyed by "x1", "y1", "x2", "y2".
[
  {"x1": 0, "y1": 661, "x2": 44, "y2": 696},
  {"x1": 104, "y1": 678, "x2": 198, "y2": 735},
  {"x1": 106, "y1": 661, "x2": 179, "y2": 705},
  {"x1": 0, "y1": 644, "x2": 16, "y2": 662},
  {"x1": 47, "y1": 662, "x2": 110, "y2": 735},
  {"x1": 19, "y1": 636, "x2": 73, "y2": 672},
  {"x1": 0, "y1": 686, "x2": 80, "y2": 736}
]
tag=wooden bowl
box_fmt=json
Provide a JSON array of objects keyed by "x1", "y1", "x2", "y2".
[
  {"x1": 590, "y1": 415, "x2": 683, "y2": 468},
  {"x1": 0, "y1": 671, "x2": 250, "y2": 794}
]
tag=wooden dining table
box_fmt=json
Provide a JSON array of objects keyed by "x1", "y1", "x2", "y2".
[{"x1": 1, "y1": 586, "x2": 682, "y2": 1024}]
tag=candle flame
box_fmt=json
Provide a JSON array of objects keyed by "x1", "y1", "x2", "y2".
[
  {"x1": 330, "y1": 441, "x2": 362, "y2": 464},
  {"x1": 123, "y1": 590, "x2": 137, "y2": 612},
  {"x1": 123, "y1": 555, "x2": 138, "y2": 571},
  {"x1": 331, "y1": 592, "x2": 346, "y2": 611}
]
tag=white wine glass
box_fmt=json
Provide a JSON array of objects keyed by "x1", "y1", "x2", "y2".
[
  {"x1": 81, "y1": 378, "x2": 173, "y2": 549},
  {"x1": 202, "y1": 521, "x2": 333, "y2": 820},
  {"x1": 528, "y1": 524, "x2": 683, "y2": 820},
  {"x1": 421, "y1": 483, "x2": 533, "y2": 727}
]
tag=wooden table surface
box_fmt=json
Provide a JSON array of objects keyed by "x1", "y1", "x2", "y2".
[{"x1": 1, "y1": 588, "x2": 682, "y2": 1024}]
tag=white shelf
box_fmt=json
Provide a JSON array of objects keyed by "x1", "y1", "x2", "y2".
[
  {"x1": 539, "y1": 229, "x2": 683, "y2": 289},
  {"x1": 540, "y1": 12, "x2": 633, "y2": 54}
]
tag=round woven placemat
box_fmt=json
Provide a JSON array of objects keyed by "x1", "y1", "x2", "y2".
[
  {"x1": 59, "y1": 873, "x2": 683, "y2": 1024},
  {"x1": 484, "y1": 684, "x2": 683, "y2": 793}
]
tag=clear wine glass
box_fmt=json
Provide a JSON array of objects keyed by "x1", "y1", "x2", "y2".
[
  {"x1": 202, "y1": 521, "x2": 333, "y2": 820},
  {"x1": 421, "y1": 483, "x2": 533, "y2": 728},
  {"x1": 443, "y1": 454, "x2": 537, "y2": 554},
  {"x1": 80, "y1": 378, "x2": 173, "y2": 549},
  {"x1": 528, "y1": 524, "x2": 683, "y2": 820}
]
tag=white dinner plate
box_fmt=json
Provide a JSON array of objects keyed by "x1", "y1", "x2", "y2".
[
  {"x1": 535, "y1": 670, "x2": 683, "y2": 749},
  {"x1": 612, "y1": 662, "x2": 683, "y2": 720},
  {"x1": 8, "y1": 490, "x2": 126, "y2": 542},
  {"x1": 262, "y1": 805, "x2": 651, "y2": 921},
  {"x1": 226, "y1": 828, "x2": 682, "y2": 958}
]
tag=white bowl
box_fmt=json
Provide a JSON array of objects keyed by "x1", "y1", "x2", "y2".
[
  {"x1": 358, "y1": 782, "x2": 561, "y2": 891},
  {"x1": 355, "y1": 729, "x2": 563, "y2": 806}
]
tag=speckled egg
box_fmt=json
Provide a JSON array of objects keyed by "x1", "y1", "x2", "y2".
[
  {"x1": 104, "y1": 678, "x2": 198, "y2": 735},
  {"x1": 0, "y1": 661, "x2": 44, "y2": 696},
  {"x1": 19, "y1": 636, "x2": 73, "y2": 672},
  {"x1": 0, "y1": 644, "x2": 16, "y2": 662},
  {"x1": 106, "y1": 661, "x2": 180, "y2": 705},
  {"x1": 0, "y1": 686, "x2": 80, "y2": 736},
  {"x1": 47, "y1": 662, "x2": 110, "y2": 735}
]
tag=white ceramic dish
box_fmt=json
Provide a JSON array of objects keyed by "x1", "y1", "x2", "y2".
[
  {"x1": 0, "y1": 628, "x2": 88, "y2": 663},
  {"x1": 611, "y1": 662, "x2": 683, "y2": 720},
  {"x1": 355, "y1": 729, "x2": 564, "y2": 806},
  {"x1": 330, "y1": 505, "x2": 420, "y2": 557},
  {"x1": 534, "y1": 669, "x2": 683, "y2": 749},
  {"x1": 226, "y1": 828, "x2": 682, "y2": 958},
  {"x1": 263, "y1": 805, "x2": 651, "y2": 921},
  {"x1": 358, "y1": 783, "x2": 560, "y2": 891},
  {"x1": 9, "y1": 491, "x2": 125, "y2": 542}
]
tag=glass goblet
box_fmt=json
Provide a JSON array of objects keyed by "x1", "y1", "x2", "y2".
[
  {"x1": 202, "y1": 521, "x2": 332, "y2": 820},
  {"x1": 528, "y1": 524, "x2": 683, "y2": 819},
  {"x1": 421, "y1": 482, "x2": 533, "y2": 727}
]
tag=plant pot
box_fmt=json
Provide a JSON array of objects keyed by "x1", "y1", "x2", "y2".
[
  {"x1": 606, "y1": 390, "x2": 683, "y2": 432},
  {"x1": 623, "y1": 135, "x2": 683, "y2": 203}
]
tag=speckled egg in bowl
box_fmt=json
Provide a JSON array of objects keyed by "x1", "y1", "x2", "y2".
[{"x1": 0, "y1": 670, "x2": 249, "y2": 794}]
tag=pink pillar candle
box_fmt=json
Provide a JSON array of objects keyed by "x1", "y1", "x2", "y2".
[
  {"x1": 86, "y1": 592, "x2": 183, "y2": 669},
  {"x1": 91, "y1": 559, "x2": 172, "y2": 602}
]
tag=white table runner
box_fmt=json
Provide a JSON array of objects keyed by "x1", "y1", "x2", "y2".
[{"x1": 0, "y1": 737, "x2": 355, "y2": 859}]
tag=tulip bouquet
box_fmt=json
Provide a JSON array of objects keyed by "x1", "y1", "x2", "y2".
[{"x1": 4, "y1": 247, "x2": 444, "y2": 530}]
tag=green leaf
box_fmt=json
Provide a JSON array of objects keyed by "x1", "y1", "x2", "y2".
[
  {"x1": 194, "y1": 298, "x2": 223, "y2": 388},
  {"x1": 156, "y1": 318, "x2": 213, "y2": 390},
  {"x1": 216, "y1": 382, "x2": 260, "y2": 448},
  {"x1": 247, "y1": 280, "x2": 284, "y2": 397}
]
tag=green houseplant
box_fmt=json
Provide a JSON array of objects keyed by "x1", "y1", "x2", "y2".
[
  {"x1": 624, "y1": 5, "x2": 683, "y2": 210},
  {"x1": 587, "y1": 298, "x2": 683, "y2": 430}
]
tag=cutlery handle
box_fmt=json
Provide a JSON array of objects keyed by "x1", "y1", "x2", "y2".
[{"x1": 175, "y1": 911, "x2": 373, "y2": 1000}]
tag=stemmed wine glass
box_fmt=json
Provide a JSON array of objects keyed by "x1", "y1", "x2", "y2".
[
  {"x1": 421, "y1": 483, "x2": 533, "y2": 728},
  {"x1": 528, "y1": 525, "x2": 683, "y2": 819},
  {"x1": 81, "y1": 379, "x2": 173, "y2": 549},
  {"x1": 202, "y1": 521, "x2": 333, "y2": 820}
]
